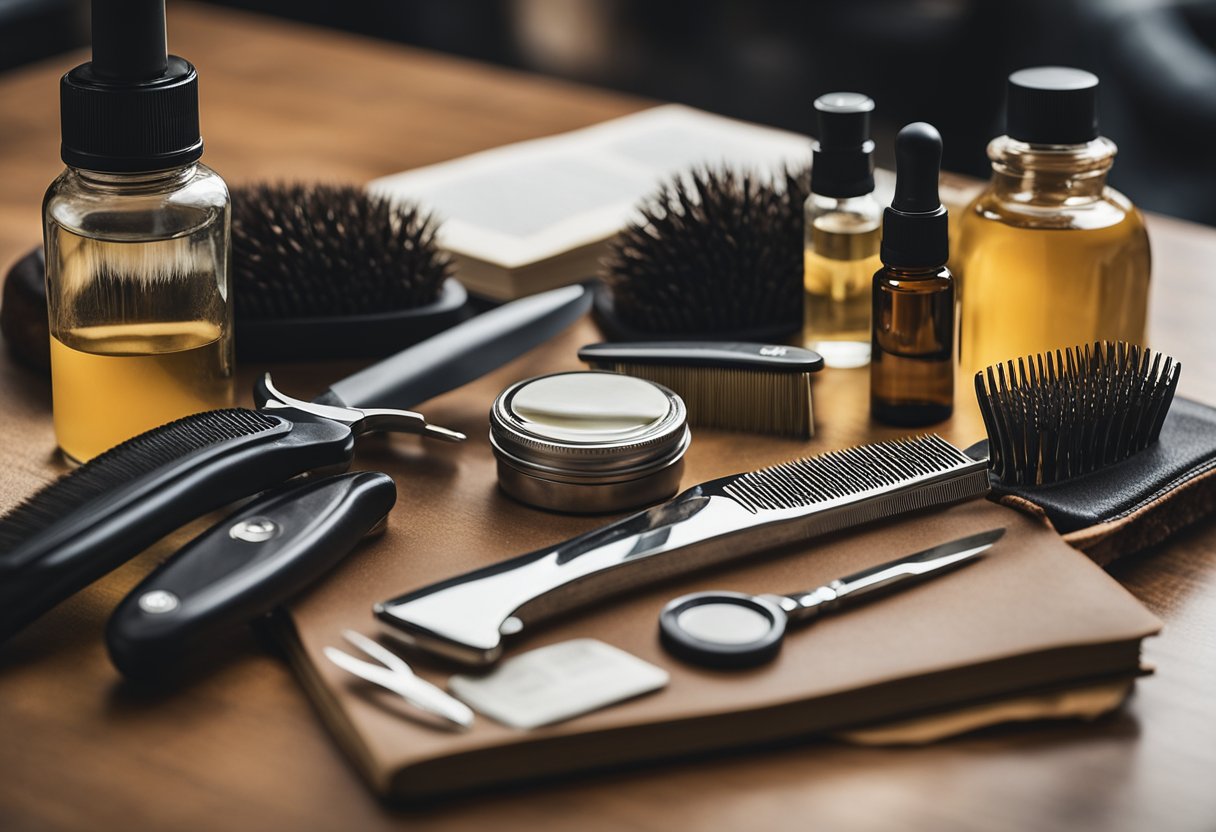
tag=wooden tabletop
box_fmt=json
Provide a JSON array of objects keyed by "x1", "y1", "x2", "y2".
[{"x1": 1, "y1": 4, "x2": 1215, "y2": 830}]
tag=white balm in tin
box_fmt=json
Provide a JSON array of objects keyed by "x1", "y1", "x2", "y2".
[{"x1": 489, "y1": 371, "x2": 690, "y2": 514}]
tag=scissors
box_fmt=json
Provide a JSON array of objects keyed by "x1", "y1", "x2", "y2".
[
  {"x1": 325, "y1": 630, "x2": 474, "y2": 729},
  {"x1": 659, "y1": 528, "x2": 1005, "y2": 669}
]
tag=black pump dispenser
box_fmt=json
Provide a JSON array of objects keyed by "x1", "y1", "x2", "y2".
[
  {"x1": 880, "y1": 122, "x2": 948, "y2": 269},
  {"x1": 810, "y1": 93, "x2": 876, "y2": 199},
  {"x1": 60, "y1": 0, "x2": 203, "y2": 173}
]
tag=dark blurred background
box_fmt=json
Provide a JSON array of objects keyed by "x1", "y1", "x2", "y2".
[{"x1": 5, "y1": 0, "x2": 1216, "y2": 224}]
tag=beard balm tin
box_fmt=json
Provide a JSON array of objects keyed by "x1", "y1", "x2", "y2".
[{"x1": 489, "y1": 371, "x2": 690, "y2": 514}]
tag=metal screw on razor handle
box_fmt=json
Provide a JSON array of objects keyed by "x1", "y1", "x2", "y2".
[{"x1": 658, "y1": 528, "x2": 1004, "y2": 669}]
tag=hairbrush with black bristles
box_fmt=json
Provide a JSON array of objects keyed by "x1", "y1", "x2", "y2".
[
  {"x1": 375, "y1": 434, "x2": 989, "y2": 667},
  {"x1": 970, "y1": 341, "x2": 1216, "y2": 563},
  {"x1": 0, "y1": 285, "x2": 591, "y2": 643},
  {"x1": 0, "y1": 183, "x2": 468, "y2": 370},
  {"x1": 595, "y1": 166, "x2": 809, "y2": 343},
  {"x1": 231, "y1": 183, "x2": 468, "y2": 360}
]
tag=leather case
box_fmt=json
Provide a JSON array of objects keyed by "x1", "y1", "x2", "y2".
[{"x1": 972, "y1": 397, "x2": 1216, "y2": 566}]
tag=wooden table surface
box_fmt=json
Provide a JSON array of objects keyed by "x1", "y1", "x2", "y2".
[{"x1": 1, "y1": 4, "x2": 1215, "y2": 830}]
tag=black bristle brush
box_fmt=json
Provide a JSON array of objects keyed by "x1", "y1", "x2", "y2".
[
  {"x1": 596, "y1": 166, "x2": 810, "y2": 342},
  {"x1": 970, "y1": 340, "x2": 1216, "y2": 563},
  {"x1": 976, "y1": 341, "x2": 1181, "y2": 487},
  {"x1": 0, "y1": 183, "x2": 468, "y2": 368}
]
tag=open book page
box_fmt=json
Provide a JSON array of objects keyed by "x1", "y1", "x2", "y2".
[{"x1": 368, "y1": 104, "x2": 815, "y2": 269}]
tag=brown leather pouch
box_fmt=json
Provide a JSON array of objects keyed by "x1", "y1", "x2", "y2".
[{"x1": 973, "y1": 397, "x2": 1216, "y2": 566}]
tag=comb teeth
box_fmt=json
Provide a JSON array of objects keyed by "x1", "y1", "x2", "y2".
[
  {"x1": 975, "y1": 341, "x2": 1181, "y2": 487},
  {"x1": 724, "y1": 434, "x2": 977, "y2": 512},
  {"x1": 0, "y1": 409, "x2": 279, "y2": 555},
  {"x1": 593, "y1": 362, "x2": 813, "y2": 438}
]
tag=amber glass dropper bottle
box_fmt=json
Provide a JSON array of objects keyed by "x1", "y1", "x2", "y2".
[{"x1": 870, "y1": 123, "x2": 953, "y2": 426}]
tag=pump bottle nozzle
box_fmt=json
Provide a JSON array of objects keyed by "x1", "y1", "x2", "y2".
[{"x1": 90, "y1": 0, "x2": 169, "y2": 83}]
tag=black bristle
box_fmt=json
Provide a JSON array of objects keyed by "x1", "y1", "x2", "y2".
[
  {"x1": 231, "y1": 183, "x2": 452, "y2": 319},
  {"x1": 975, "y1": 341, "x2": 1182, "y2": 487},
  {"x1": 602, "y1": 166, "x2": 810, "y2": 335},
  {"x1": 0, "y1": 409, "x2": 278, "y2": 555}
]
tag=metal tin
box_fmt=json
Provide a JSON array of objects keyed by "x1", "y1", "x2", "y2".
[{"x1": 489, "y1": 371, "x2": 690, "y2": 514}]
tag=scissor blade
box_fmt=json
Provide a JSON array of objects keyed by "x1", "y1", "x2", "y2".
[
  {"x1": 324, "y1": 647, "x2": 474, "y2": 730},
  {"x1": 832, "y1": 527, "x2": 1005, "y2": 604}
]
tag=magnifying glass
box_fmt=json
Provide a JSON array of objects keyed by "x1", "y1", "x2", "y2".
[{"x1": 659, "y1": 528, "x2": 1005, "y2": 669}]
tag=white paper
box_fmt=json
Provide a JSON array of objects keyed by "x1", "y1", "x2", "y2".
[{"x1": 448, "y1": 639, "x2": 669, "y2": 730}]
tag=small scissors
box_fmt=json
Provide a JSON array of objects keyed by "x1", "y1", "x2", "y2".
[
  {"x1": 325, "y1": 629, "x2": 474, "y2": 729},
  {"x1": 659, "y1": 528, "x2": 1005, "y2": 669}
]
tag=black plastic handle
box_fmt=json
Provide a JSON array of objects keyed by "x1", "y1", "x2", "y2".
[
  {"x1": 0, "y1": 410, "x2": 355, "y2": 643},
  {"x1": 107, "y1": 471, "x2": 396, "y2": 679},
  {"x1": 579, "y1": 341, "x2": 825, "y2": 372},
  {"x1": 319, "y1": 284, "x2": 591, "y2": 409}
]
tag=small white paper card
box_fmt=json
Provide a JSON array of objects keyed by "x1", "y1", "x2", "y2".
[{"x1": 448, "y1": 639, "x2": 669, "y2": 730}]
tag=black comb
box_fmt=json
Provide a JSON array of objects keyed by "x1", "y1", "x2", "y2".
[
  {"x1": 0, "y1": 409, "x2": 355, "y2": 641},
  {"x1": 976, "y1": 341, "x2": 1181, "y2": 487}
]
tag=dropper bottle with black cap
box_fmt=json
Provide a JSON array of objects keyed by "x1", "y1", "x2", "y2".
[
  {"x1": 802, "y1": 93, "x2": 881, "y2": 368},
  {"x1": 954, "y1": 66, "x2": 1150, "y2": 380},
  {"x1": 43, "y1": 0, "x2": 233, "y2": 463},
  {"x1": 870, "y1": 123, "x2": 954, "y2": 426}
]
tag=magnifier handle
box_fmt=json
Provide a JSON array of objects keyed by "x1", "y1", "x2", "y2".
[
  {"x1": 778, "y1": 528, "x2": 1003, "y2": 623},
  {"x1": 767, "y1": 583, "x2": 844, "y2": 623}
]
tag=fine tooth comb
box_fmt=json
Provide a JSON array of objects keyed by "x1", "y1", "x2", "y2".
[
  {"x1": 976, "y1": 341, "x2": 1181, "y2": 487},
  {"x1": 578, "y1": 341, "x2": 824, "y2": 438},
  {"x1": 375, "y1": 434, "x2": 989, "y2": 666}
]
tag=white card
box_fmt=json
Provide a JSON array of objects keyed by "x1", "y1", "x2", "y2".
[{"x1": 448, "y1": 639, "x2": 669, "y2": 730}]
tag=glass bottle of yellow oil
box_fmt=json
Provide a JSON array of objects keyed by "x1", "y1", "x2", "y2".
[
  {"x1": 803, "y1": 92, "x2": 882, "y2": 368},
  {"x1": 954, "y1": 66, "x2": 1150, "y2": 380},
  {"x1": 43, "y1": 0, "x2": 232, "y2": 463}
]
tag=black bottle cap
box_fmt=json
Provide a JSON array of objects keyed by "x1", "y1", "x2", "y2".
[
  {"x1": 880, "y1": 122, "x2": 948, "y2": 269},
  {"x1": 810, "y1": 92, "x2": 876, "y2": 199},
  {"x1": 59, "y1": 0, "x2": 202, "y2": 173},
  {"x1": 1005, "y1": 66, "x2": 1099, "y2": 145}
]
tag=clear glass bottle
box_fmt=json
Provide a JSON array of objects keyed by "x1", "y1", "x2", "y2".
[
  {"x1": 954, "y1": 67, "x2": 1150, "y2": 380},
  {"x1": 44, "y1": 0, "x2": 232, "y2": 462},
  {"x1": 44, "y1": 165, "x2": 233, "y2": 462},
  {"x1": 804, "y1": 193, "x2": 882, "y2": 368},
  {"x1": 803, "y1": 92, "x2": 880, "y2": 368}
]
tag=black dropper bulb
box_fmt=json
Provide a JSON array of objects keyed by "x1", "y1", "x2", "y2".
[
  {"x1": 59, "y1": 0, "x2": 202, "y2": 173},
  {"x1": 91, "y1": 0, "x2": 168, "y2": 82},
  {"x1": 880, "y1": 122, "x2": 948, "y2": 269},
  {"x1": 810, "y1": 92, "x2": 876, "y2": 199}
]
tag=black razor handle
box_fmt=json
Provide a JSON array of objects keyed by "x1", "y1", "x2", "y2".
[
  {"x1": 579, "y1": 341, "x2": 825, "y2": 372},
  {"x1": 0, "y1": 411, "x2": 354, "y2": 643},
  {"x1": 107, "y1": 471, "x2": 396, "y2": 680},
  {"x1": 317, "y1": 284, "x2": 591, "y2": 409}
]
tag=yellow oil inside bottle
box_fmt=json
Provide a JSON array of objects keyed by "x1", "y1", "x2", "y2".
[
  {"x1": 50, "y1": 321, "x2": 232, "y2": 463},
  {"x1": 953, "y1": 135, "x2": 1151, "y2": 381},
  {"x1": 955, "y1": 201, "x2": 1149, "y2": 379},
  {"x1": 803, "y1": 215, "x2": 881, "y2": 368}
]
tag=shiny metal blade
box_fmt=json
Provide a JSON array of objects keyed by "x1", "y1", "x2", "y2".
[{"x1": 831, "y1": 527, "x2": 1005, "y2": 604}]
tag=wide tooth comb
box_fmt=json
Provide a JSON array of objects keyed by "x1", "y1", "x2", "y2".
[{"x1": 974, "y1": 341, "x2": 1181, "y2": 487}]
